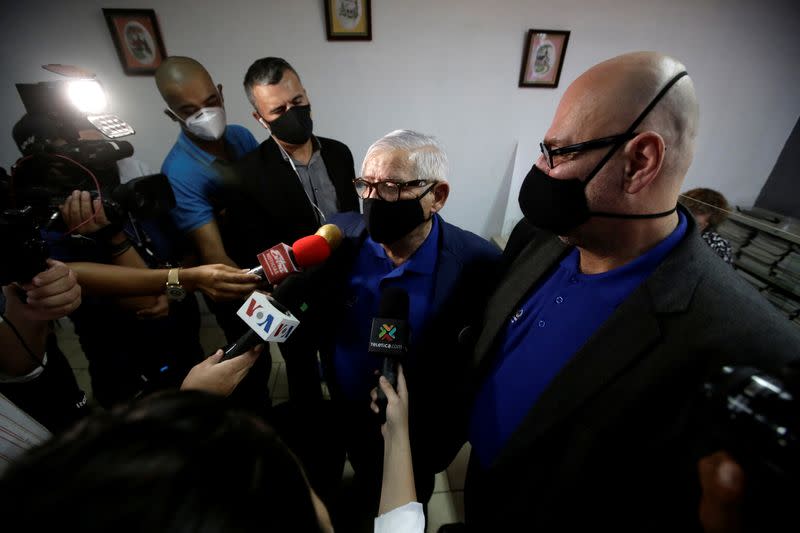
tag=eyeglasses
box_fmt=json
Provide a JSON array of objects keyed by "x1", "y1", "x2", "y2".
[
  {"x1": 539, "y1": 132, "x2": 637, "y2": 169},
  {"x1": 353, "y1": 178, "x2": 437, "y2": 202}
]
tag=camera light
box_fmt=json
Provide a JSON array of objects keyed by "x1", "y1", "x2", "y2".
[{"x1": 67, "y1": 79, "x2": 107, "y2": 114}]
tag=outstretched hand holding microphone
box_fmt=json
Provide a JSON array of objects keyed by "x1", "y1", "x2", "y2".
[{"x1": 221, "y1": 224, "x2": 344, "y2": 360}]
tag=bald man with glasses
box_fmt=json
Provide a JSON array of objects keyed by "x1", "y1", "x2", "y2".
[{"x1": 460, "y1": 51, "x2": 800, "y2": 532}]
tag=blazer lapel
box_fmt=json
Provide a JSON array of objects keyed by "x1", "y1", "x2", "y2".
[
  {"x1": 490, "y1": 287, "x2": 662, "y2": 473},
  {"x1": 472, "y1": 233, "x2": 569, "y2": 378}
]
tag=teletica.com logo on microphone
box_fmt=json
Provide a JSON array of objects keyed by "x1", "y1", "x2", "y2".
[
  {"x1": 371, "y1": 323, "x2": 403, "y2": 350},
  {"x1": 378, "y1": 324, "x2": 397, "y2": 342}
]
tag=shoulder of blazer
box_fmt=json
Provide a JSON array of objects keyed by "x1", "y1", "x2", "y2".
[
  {"x1": 318, "y1": 136, "x2": 353, "y2": 157},
  {"x1": 232, "y1": 138, "x2": 290, "y2": 182},
  {"x1": 438, "y1": 217, "x2": 502, "y2": 267}
]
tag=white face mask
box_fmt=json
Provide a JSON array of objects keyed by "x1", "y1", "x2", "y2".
[{"x1": 178, "y1": 106, "x2": 227, "y2": 141}]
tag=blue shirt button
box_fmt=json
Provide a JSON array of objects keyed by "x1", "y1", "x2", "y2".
[
  {"x1": 555, "y1": 296, "x2": 564, "y2": 304},
  {"x1": 538, "y1": 320, "x2": 546, "y2": 328}
]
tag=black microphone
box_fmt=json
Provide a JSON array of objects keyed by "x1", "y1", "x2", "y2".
[
  {"x1": 220, "y1": 271, "x2": 316, "y2": 361},
  {"x1": 368, "y1": 287, "x2": 409, "y2": 417}
]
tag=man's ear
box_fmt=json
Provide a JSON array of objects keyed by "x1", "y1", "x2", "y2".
[
  {"x1": 430, "y1": 181, "x2": 450, "y2": 213},
  {"x1": 218, "y1": 84, "x2": 224, "y2": 103},
  {"x1": 623, "y1": 131, "x2": 665, "y2": 194}
]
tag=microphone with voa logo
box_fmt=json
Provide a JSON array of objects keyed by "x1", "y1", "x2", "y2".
[
  {"x1": 220, "y1": 276, "x2": 304, "y2": 360},
  {"x1": 368, "y1": 287, "x2": 410, "y2": 415},
  {"x1": 248, "y1": 224, "x2": 343, "y2": 286},
  {"x1": 221, "y1": 228, "x2": 339, "y2": 361}
]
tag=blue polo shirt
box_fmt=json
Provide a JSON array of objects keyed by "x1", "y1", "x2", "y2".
[
  {"x1": 331, "y1": 216, "x2": 441, "y2": 403},
  {"x1": 161, "y1": 124, "x2": 258, "y2": 233},
  {"x1": 470, "y1": 212, "x2": 688, "y2": 467}
]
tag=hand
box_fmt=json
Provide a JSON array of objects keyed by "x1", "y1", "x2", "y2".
[
  {"x1": 370, "y1": 365, "x2": 409, "y2": 442},
  {"x1": 180, "y1": 345, "x2": 263, "y2": 396},
  {"x1": 698, "y1": 451, "x2": 744, "y2": 533},
  {"x1": 136, "y1": 294, "x2": 170, "y2": 319},
  {"x1": 183, "y1": 264, "x2": 261, "y2": 301},
  {"x1": 60, "y1": 190, "x2": 110, "y2": 234},
  {"x1": 5, "y1": 259, "x2": 82, "y2": 321}
]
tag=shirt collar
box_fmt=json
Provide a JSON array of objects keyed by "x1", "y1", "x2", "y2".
[
  {"x1": 365, "y1": 214, "x2": 440, "y2": 276},
  {"x1": 560, "y1": 210, "x2": 688, "y2": 283},
  {"x1": 176, "y1": 127, "x2": 235, "y2": 167}
]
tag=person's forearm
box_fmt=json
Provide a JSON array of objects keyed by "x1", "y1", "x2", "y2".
[
  {"x1": 0, "y1": 314, "x2": 48, "y2": 376},
  {"x1": 107, "y1": 233, "x2": 161, "y2": 309},
  {"x1": 379, "y1": 433, "x2": 417, "y2": 515},
  {"x1": 66, "y1": 263, "x2": 171, "y2": 296}
]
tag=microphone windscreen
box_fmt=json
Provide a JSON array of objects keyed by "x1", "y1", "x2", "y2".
[
  {"x1": 377, "y1": 286, "x2": 409, "y2": 320},
  {"x1": 315, "y1": 223, "x2": 343, "y2": 251},
  {"x1": 292, "y1": 234, "x2": 331, "y2": 268}
]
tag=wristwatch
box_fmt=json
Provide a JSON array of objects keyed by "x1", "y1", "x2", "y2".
[{"x1": 165, "y1": 268, "x2": 186, "y2": 302}]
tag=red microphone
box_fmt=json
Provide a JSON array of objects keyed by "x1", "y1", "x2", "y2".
[{"x1": 248, "y1": 224, "x2": 342, "y2": 285}]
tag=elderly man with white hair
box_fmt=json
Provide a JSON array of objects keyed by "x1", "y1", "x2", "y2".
[{"x1": 295, "y1": 129, "x2": 500, "y2": 530}]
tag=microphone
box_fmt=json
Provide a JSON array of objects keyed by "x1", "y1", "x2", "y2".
[
  {"x1": 248, "y1": 224, "x2": 343, "y2": 285},
  {"x1": 222, "y1": 224, "x2": 342, "y2": 361},
  {"x1": 221, "y1": 282, "x2": 301, "y2": 360},
  {"x1": 368, "y1": 287, "x2": 410, "y2": 416}
]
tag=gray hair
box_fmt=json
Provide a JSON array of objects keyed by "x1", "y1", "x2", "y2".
[
  {"x1": 243, "y1": 57, "x2": 298, "y2": 108},
  {"x1": 362, "y1": 130, "x2": 449, "y2": 182}
]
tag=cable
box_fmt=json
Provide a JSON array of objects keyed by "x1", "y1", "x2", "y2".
[
  {"x1": 0, "y1": 311, "x2": 44, "y2": 369},
  {"x1": 11, "y1": 152, "x2": 104, "y2": 236}
]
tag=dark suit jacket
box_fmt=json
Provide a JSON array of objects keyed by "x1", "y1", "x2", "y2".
[
  {"x1": 222, "y1": 136, "x2": 360, "y2": 267},
  {"x1": 312, "y1": 212, "x2": 502, "y2": 480},
  {"x1": 465, "y1": 207, "x2": 800, "y2": 531}
]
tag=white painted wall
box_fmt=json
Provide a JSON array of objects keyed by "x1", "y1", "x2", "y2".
[{"x1": 2, "y1": 0, "x2": 798, "y2": 238}]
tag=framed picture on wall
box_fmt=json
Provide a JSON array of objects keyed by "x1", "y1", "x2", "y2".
[
  {"x1": 324, "y1": 0, "x2": 372, "y2": 41},
  {"x1": 518, "y1": 29, "x2": 570, "y2": 88},
  {"x1": 103, "y1": 8, "x2": 167, "y2": 75}
]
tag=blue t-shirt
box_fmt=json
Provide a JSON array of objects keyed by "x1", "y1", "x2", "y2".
[
  {"x1": 161, "y1": 124, "x2": 258, "y2": 233},
  {"x1": 470, "y1": 212, "x2": 688, "y2": 467},
  {"x1": 331, "y1": 216, "x2": 441, "y2": 403}
]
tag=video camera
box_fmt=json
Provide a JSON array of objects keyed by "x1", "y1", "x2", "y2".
[
  {"x1": 702, "y1": 363, "x2": 798, "y2": 529},
  {"x1": 0, "y1": 67, "x2": 175, "y2": 284}
]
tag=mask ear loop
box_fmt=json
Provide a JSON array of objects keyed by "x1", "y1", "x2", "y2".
[
  {"x1": 262, "y1": 116, "x2": 326, "y2": 225},
  {"x1": 584, "y1": 71, "x2": 689, "y2": 187}
]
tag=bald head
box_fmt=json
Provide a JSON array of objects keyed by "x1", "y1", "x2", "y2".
[
  {"x1": 155, "y1": 56, "x2": 222, "y2": 119},
  {"x1": 557, "y1": 51, "x2": 699, "y2": 181}
]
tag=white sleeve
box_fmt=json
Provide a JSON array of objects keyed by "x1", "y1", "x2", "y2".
[{"x1": 373, "y1": 502, "x2": 425, "y2": 533}]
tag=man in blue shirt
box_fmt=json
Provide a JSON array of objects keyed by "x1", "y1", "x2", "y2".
[
  {"x1": 156, "y1": 56, "x2": 259, "y2": 268},
  {"x1": 462, "y1": 52, "x2": 800, "y2": 532},
  {"x1": 285, "y1": 130, "x2": 499, "y2": 528}
]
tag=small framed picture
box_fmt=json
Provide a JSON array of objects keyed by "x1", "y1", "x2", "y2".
[
  {"x1": 102, "y1": 8, "x2": 167, "y2": 75},
  {"x1": 324, "y1": 0, "x2": 372, "y2": 41},
  {"x1": 518, "y1": 29, "x2": 570, "y2": 88}
]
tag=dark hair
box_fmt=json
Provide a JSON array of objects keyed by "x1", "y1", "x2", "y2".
[
  {"x1": 243, "y1": 57, "x2": 298, "y2": 108},
  {"x1": 0, "y1": 391, "x2": 323, "y2": 532},
  {"x1": 681, "y1": 187, "x2": 731, "y2": 229}
]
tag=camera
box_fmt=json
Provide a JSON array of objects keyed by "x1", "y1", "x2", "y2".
[
  {"x1": 702, "y1": 364, "x2": 798, "y2": 528},
  {"x1": 0, "y1": 205, "x2": 50, "y2": 285}
]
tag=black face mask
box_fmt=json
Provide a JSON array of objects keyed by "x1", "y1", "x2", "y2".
[
  {"x1": 363, "y1": 184, "x2": 436, "y2": 244},
  {"x1": 518, "y1": 71, "x2": 688, "y2": 234},
  {"x1": 268, "y1": 104, "x2": 313, "y2": 145}
]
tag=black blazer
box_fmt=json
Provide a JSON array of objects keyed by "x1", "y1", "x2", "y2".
[
  {"x1": 222, "y1": 136, "x2": 360, "y2": 267},
  {"x1": 465, "y1": 207, "x2": 800, "y2": 531}
]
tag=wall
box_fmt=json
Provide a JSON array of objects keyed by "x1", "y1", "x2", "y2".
[
  {"x1": 1, "y1": 0, "x2": 798, "y2": 238},
  {"x1": 756, "y1": 117, "x2": 800, "y2": 219}
]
